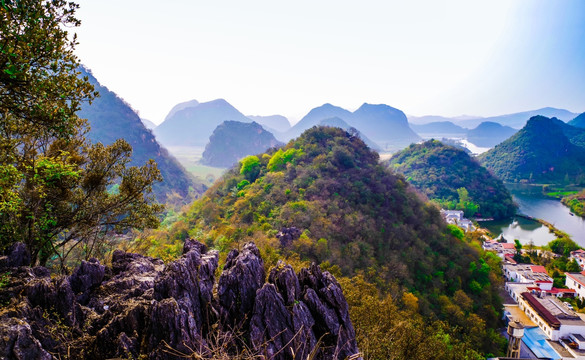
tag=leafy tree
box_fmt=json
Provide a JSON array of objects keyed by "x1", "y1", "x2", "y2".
[
  {"x1": 0, "y1": 0, "x2": 163, "y2": 268},
  {"x1": 567, "y1": 259, "x2": 581, "y2": 273},
  {"x1": 239, "y1": 155, "x2": 261, "y2": 182}
]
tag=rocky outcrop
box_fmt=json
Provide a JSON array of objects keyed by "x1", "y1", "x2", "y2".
[{"x1": 0, "y1": 241, "x2": 361, "y2": 360}]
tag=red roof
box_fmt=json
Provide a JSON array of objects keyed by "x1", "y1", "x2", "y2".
[
  {"x1": 501, "y1": 243, "x2": 516, "y2": 249},
  {"x1": 530, "y1": 265, "x2": 547, "y2": 273}
]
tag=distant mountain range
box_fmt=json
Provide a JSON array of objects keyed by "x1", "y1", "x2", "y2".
[
  {"x1": 140, "y1": 118, "x2": 157, "y2": 130},
  {"x1": 155, "y1": 99, "x2": 421, "y2": 152},
  {"x1": 479, "y1": 116, "x2": 585, "y2": 184},
  {"x1": 77, "y1": 67, "x2": 204, "y2": 202},
  {"x1": 317, "y1": 117, "x2": 381, "y2": 151},
  {"x1": 284, "y1": 103, "x2": 420, "y2": 151},
  {"x1": 154, "y1": 99, "x2": 250, "y2": 147},
  {"x1": 409, "y1": 107, "x2": 578, "y2": 129},
  {"x1": 466, "y1": 122, "x2": 517, "y2": 148},
  {"x1": 459, "y1": 107, "x2": 577, "y2": 129},
  {"x1": 201, "y1": 121, "x2": 283, "y2": 168},
  {"x1": 569, "y1": 112, "x2": 585, "y2": 128},
  {"x1": 247, "y1": 115, "x2": 291, "y2": 133},
  {"x1": 410, "y1": 121, "x2": 467, "y2": 138}
]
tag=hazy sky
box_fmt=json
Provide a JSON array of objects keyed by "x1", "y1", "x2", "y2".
[{"x1": 74, "y1": 0, "x2": 585, "y2": 124}]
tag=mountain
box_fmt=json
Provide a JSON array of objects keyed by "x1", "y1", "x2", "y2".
[
  {"x1": 466, "y1": 121, "x2": 518, "y2": 148},
  {"x1": 408, "y1": 114, "x2": 482, "y2": 125},
  {"x1": 285, "y1": 103, "x2": 353, "y2": 140},
  {"x1": 154, "y1": 99, "x2": 251, "y2": 147},
  {"x1": 350, "y1": 103, "x2": 421, "y2": 150},
  {"x1": 201, "y1": 121, "x2": 283, "y2": 168},
  {"x1": 140, "y1": 118, "x2": 157, "y2": 130},
  {"x1": 569, "y1": 112, "x2": 585, "y2": 128},
  {"x1": 247, "y1": 115, "x2": 291, "y2": 133},
  {"x1": 389, "y1": 140, "x2": 516, "y2": 219},
  {"x1": 458, "y1": 107, "x2": 577, "y2": 129},
  {"x1": 163, "y1": 99, "x2": 200, "y2": 122},
  {"x1": 77, "y1": 67, "x2": 203, "y2": 202},
  {"x1": 318, "y1": 117, "x2": 381, "y2": 151},
  {"x1": 410, "y1": 121, "x2": 467, "y2": 139},
  {"x1": 285, "y1": 103, "x2": 420, "y2": 151},
  {"x1": 184, "y1": 126, "x2": 502, "y2": 356},
  {"x1": 478, "y1": 116, "x2": 585, "y2": 184}
]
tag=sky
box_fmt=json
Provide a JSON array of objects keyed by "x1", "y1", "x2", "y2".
[{"x1": 74, "y1": 0, "x2": 585, "y2": 125}]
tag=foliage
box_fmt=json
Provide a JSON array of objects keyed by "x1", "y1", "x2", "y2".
[
  {"x1": 78, "y1": 67, "x2": 202, "y2": 204},
  {"x1": 240, "y1": 155, "x2": 261, "y2": 182},
  {"x1": 159, "y1": 127, "x2": 506, "y2": 356},
  {"x1": 562, "y1": 190, "x2": 585, "y2": 217},
  {"x1": 0, "y1": 0, "x2": 163, "y2": 268},
  {"x1": 479, "y1": 116, "x2": 585, "y2": 185},
  {"x1": 389, "y1": 140, "x2": 516, "y2": 219},
  {"x1": 548, "y1": 236, "x2": 580, "y2": 256},
  {"x1": 200, "y1": 120, "x2": 283, "y2": 168}
]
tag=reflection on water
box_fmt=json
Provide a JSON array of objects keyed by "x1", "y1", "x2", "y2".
[
  {"x1": 482, "y1": 217, "x2": 555, "y2": 247},
  {"x1": 482, "y1": 184, "x2": 585, "y2": 247}
]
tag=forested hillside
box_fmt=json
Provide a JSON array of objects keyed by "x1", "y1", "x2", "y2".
[
  {"x1": 140, "y1": 127, "x2": 506, "y2": 357},
  {"x1": 78, "y1": 67, "x2": 204, "y2": 202},
  {"x1": 479, "y1": 116, "x2": 585, "y2": 184},
  {"x1": 389, "y1": 140, "x2": 516, "y2": 219},
  {"x1": 201, "y1": 121, "x2": 283, "y2": 168}
]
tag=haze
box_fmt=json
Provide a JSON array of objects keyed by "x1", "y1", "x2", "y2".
[{"x1": 74, "y1": 0, "x2": 585, "y2": 124}]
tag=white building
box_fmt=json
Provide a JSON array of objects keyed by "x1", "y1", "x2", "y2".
[
  {"x1": 506, "y1": 282, "x2": 584, "y2": 342},
  {"x1": 566, "y1": 272, "x2": 585, "y2": 300},
  {"x1": 504, "y1": 264, "x2": 553, "y2": 291},
  {"x1": 570, "y1": 250, "x2": 585, "y2": 271}
]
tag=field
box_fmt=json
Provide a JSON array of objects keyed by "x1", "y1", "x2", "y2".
[{"x1": 166, "y1": 146, "x2": 226, "y2": 186}]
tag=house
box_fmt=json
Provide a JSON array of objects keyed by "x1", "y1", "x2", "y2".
[
  {"x1": 482, "y1": 240, "x2": 517, "y2": 259},
  {"x1": 440, "y1": 209, "x2": 475, "y2": 232},
  {"x1": 566, "y1": 272, "x2": 585, "y2": 299},
  {"x1": 505, "y1": 282, "x2": 585, "y2": 342},
  {"x1": 504, "y1": 264, "x2": 553, "y2": 291},
  {"x1": 570, "y1": 250, "x2": 585, "y2": 271},
  {"x1": 441, "y1": 210, "x2": 464, "y2": 223}
]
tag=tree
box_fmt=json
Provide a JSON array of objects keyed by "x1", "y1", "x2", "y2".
[
  {"x1": 240, "y1": 155, "x2": 261, "y2": 182},
  {"x1": 0, "y1": 0, "x2": 163, "y2": 268}
]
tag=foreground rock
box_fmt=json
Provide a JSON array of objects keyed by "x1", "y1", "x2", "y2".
[{"x1": 0, "y1": 242, "x2": 361, "y2": 359}]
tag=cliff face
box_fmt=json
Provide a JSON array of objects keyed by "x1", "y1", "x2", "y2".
[{"x1": 0, "y1": 241, "x2": 360, "y2": 360}]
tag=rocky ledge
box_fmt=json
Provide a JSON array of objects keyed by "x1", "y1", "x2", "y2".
[{"x1": 0, "y1": 241, "x2": 360, "y2": 359}]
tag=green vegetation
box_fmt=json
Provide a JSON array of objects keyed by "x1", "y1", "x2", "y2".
[
  {"x1": 137, "y1": 127, "x2": 506, "y2": 357},
  {"x1": 389, "y1": 140, "x2": 516, "y2": 219},
  {"x1": 78, "y1": 68, "x2": 203, "y2": 204},
  {"x1": 479, "y1": 116, "x2": 585, "y2": 184},
  {"x1": 562, "y1": 190, "x2": 585, "y2": 217},
  {"x1": 201, "y1": 120, "x2": 282, "y2": 168},
  {"x1": 0, "y1": 0, "x2": 163, "y2": 269}
]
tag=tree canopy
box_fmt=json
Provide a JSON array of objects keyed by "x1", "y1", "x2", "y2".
[{"x1": 0, "y1": 0, "x2": 163, "y2": 268}]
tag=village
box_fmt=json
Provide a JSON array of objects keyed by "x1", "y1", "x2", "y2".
[{"x1": 441, "y1": 210, "x2": 585, "y2": 359}]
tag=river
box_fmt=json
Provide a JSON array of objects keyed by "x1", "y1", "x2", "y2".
[{"x1": 482, "y1": 184, "x2": 585, "y2": 247}]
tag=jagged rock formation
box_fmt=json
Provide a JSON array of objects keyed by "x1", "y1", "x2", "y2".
[{"x1": 0, "y1": 242, "x2": 360, "y2": 360}]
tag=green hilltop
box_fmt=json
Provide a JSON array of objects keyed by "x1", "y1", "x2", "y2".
[
  {"x1": 142, "y1": 126, "x2": 505, "y2": 356},
  {"x1": 389, "y1": 140, "x2": 516, "y2": 219},
  {"x1": 479, "y1": 116, "x2": 585, "y2": 184}
]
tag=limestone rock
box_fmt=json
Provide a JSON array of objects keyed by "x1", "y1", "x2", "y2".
[{"x1": 218, "y1": 242, "x2": 265, "y2": 328}]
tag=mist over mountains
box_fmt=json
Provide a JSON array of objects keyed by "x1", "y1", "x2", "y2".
[{"x1": 77, "y1": 67, "x2": 204, "y2": 202}]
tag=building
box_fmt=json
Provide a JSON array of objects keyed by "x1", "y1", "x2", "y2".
[
  {"x1": 506, "y1": 282, "x2": 585, "y2": 342},
  {"x1": 570, "y1": 250, "x2": 585, "y2": 271},
  {"x1": 483, "y1": 240, "x2": 517, "y2": 259},
  {"x1": 440, "y1": 209, "x2": 476, "y2": 232},
  {"x1": 566, "y1": 272, "x2": 585, "y2": 300},
  {"x1": 504, "y1": 264, "x2": 553, "y2": 291}
]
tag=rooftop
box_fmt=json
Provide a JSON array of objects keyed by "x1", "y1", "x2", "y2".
[{"x1": 567, "y1": 272, "x2": 585, "y2": 288}]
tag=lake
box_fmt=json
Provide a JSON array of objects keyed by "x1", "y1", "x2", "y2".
[{"x1": 482, "y1": 184, "x2": 585, "y2": 247}]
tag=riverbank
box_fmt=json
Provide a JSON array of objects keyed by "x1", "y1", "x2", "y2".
[{"x1": 515, "y1": 214, "x2": 573, "y2": 241}]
